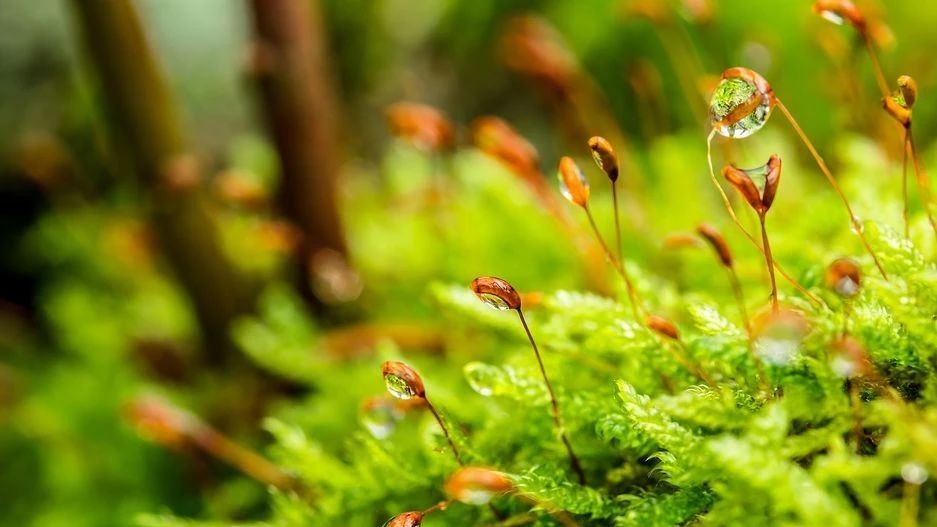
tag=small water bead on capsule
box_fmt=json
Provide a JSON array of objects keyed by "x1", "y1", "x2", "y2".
[
  {"x1": 382, "y1": 361, "x2": 426, "y2": 400},
  {"x1": 444, "y1": 467, "x2": 514, "y2": 505},
  {"x1": 588, "y1": 136, "x2": 619, "y2": 182},
  {"x1": 722, "y1": 155, "x2": 781, "y2": 214},
  {"x1": 812, "y1": 0, "x2": 866, "y2": 30},
  {"x1": 382, "y1": 511, "x2": 424, "y2": 527},
  {"x1": 471, "y1": 276, "x2": 522, "y2": 311},
  {"x1": 709, "y1": 68, "x2": 776, "y2": 139},
  {"x1": 557, "y1": 156, "x2": 590, "y2": 208},
  {"x1": 829, "y1": 336, "x2": 874, "y2": 379},
  {"x1": 752, "y1": 309, "x2": 809, "y2": 366},
  {"x1": 825, "y1": 258, "x2": 862, "y2": 298}
]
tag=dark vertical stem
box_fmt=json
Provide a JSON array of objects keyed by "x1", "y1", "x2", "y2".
[
  {"x1": 775, "y1": 99, "x2": 888, "y2": 279},
  {"x1": 583, "y1": 205, "x2": 641, "y2": 319},
  {"x1": 516, "y1": 310, "x2": 585, "y2": 484},
  {"x1": 424, "y1": 398, "x2": 463, "y2": 465},
  {"x1": 247, "y1": 0, "x2": 348, "y2": 306},
  {"x1": 69, "y1": 0, "x2": 252, "y2": 363},
  {"x1": 758, "y1": 213, "x2": 779, "y2": 314},
  {"x1": 706, "y1": 130, "x2": 825, "y2": 307}
]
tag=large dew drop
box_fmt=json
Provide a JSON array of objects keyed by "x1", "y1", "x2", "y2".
[
  {"x1": 710, "y1": 77, "x2": 773, "y2": 139},
  {"x1": 478, "y1": 292, "x2": 512, "y2": 311},
  {"x1": 384, "y1": 373, "x2": 418, "y2": 400}
]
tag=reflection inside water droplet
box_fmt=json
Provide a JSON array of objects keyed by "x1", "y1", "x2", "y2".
[
  {"x1": 741, "y1": 164, "x2": 770, "y2": 199},
  {"x1": 558, "y1": 166, "x2": 589, "y2": 204},
  {"x1": 710, "y1": 77, "x2": 773, "y2": 139},
  {"x1": 818, "y1": 9, "x2": 845, "y2": 25},
  {"x1": 478, "y1": 292, "x2": 512, "y2": 311},
  {"x1": 384, "y1": 373, "x2": 417, "y2": 399},
  {"x1": 834, "y1": 276, "x2": 860, "y2": 297}
]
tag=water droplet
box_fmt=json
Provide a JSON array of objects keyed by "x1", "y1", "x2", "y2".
[
  {"x1": 478, "y1": 293, "x2": 512, "y2": 310},
  {"x1": 830, "y1": 355, "x2": 859, "y2": 378},
  {"x1": 360, "y1": 398, "x2": 403, "y2": 439},
  {"x1": 444, "y1": 467, "x2": 514, "y2": 505},
  {"x1": 464, "y1": 362, "x2": 508, "y2": 396},
  {"x1": 471, "y1": 276, "x2": 522, "y2": 310},
  {"x1": 818, "y1": 9, "x2": 845, "y2": 25},
  {"x1": 384, "y1": 373, "x2": 418, "y2": 400},
  {"x1": 557, "y1": 156, "x2": 590, "y2": 207},
  {"x1": 753, "y1": 310, "x2": 807, "y2": 366},
  {"x1": 710, "y1": 77, "x2": 773, "y2": 139},
  {"x1": 902, "y1": 463, "x2": 929, "y2": 485},
  {"x1": 383, "y1": 511, "x2": 423, "y2": 527},
  {"x1": 834, "y1": 276, "x2": 860, "y2": 297}
]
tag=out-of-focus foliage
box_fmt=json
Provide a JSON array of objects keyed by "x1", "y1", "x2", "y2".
[{"x1": 2, "y1": 0, "x2": 937, "y2": 526}]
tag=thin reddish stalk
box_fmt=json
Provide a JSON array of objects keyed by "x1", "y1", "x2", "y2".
[
  {"x1": 706, "y1": 131, "x2": 825, "y2": 307},
  {"x1": 583, "y1": 205, "x2": 642, "y2": 319},
  {"x1": 517, "y1": 310, "x2": 585, "y2": 484},
  {"x1": 906, "y1": 128, "x2": 937, "y2": 241},
  {"x1": 758, "y1": 213, "x2": 779, "y2": 313},
  {"x1": 425, "y1": 399, "x2": 463, "y2": 465},
  {"x1": 611, "y1": 182, "x2": 624, "y2": 263},
  {"x1": 775, "y1": 99, "x2": 888, "y2": 279},
  {"x1": 903, "y1": 133, "x2": 911, "y2": 238}
]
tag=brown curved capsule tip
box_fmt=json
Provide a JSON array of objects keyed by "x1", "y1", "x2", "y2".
[
  {"x1": 696, "y1": 223, "x2": 733, "y2": 267},
  {"x1": 761, "y1": 154, "x2": 782, "y2": 211},
  {"x1": 721, "y1": 67, "x2": 775, "y2": 106},
  {"x1": 385, "y1": 102, "x2": 454, "y2": 152},
  {"x1": 471, "y1": 276, "x2": 522, "y2": 311},
  {"x1": 384, "y1": 511, "x2": 423, "y2": 527},
  {"x1": 381, "y1": 361, "x2": 426, "y2": 399},
  {"x1": 645, "y1": 314, "x2": 680, "y2": 340},
  {"x1": 830, "y1": 336, "x2": 874, "y2": 379},
  {"x1": 588, "y1": 136, "x2": 619, "y2": 182},
  {"x1": 897, "y1": 75, "x2": 918, "y2": 109},
  {"x1": 471, "y1": 116, "x2": 540, "y2": 180},
  {"x1": 557, "y1": 156, "x2": 590, "y2": 207},
  {"x1": 499, "y1": 15, "x2": 576, "y2": 93},
  {"x1": 723, "y1": 164, "x2": 765, "y2": 213},
  {"x1": 882, "y1": 96, "x2": 911, "y2": 127},
  {"x1": 811, "y1": 0, "x2": 866, "y2": 31},
  {"x1": 444, "y1": 467, "x2": 514, "y2": 505},
  {"x1": 825, "y1": 257, "x2": 862, "y2": 298}
]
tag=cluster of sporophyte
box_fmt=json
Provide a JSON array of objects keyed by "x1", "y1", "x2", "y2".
[{"x1": 131, "y1": 2, "x2": 937, "y2": 527}]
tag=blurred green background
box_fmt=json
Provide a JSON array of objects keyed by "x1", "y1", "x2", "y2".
[{"x1": 1, "y1": 0, "x2": 936, "y2": 525}]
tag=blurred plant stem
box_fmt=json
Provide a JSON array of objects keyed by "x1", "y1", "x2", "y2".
[
  {"x1": 69, "y1": 0, "x2": 255, "y2": 364},
  {"x1": 247, "y1": 0, "x2": 349, "y2": 311}
]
